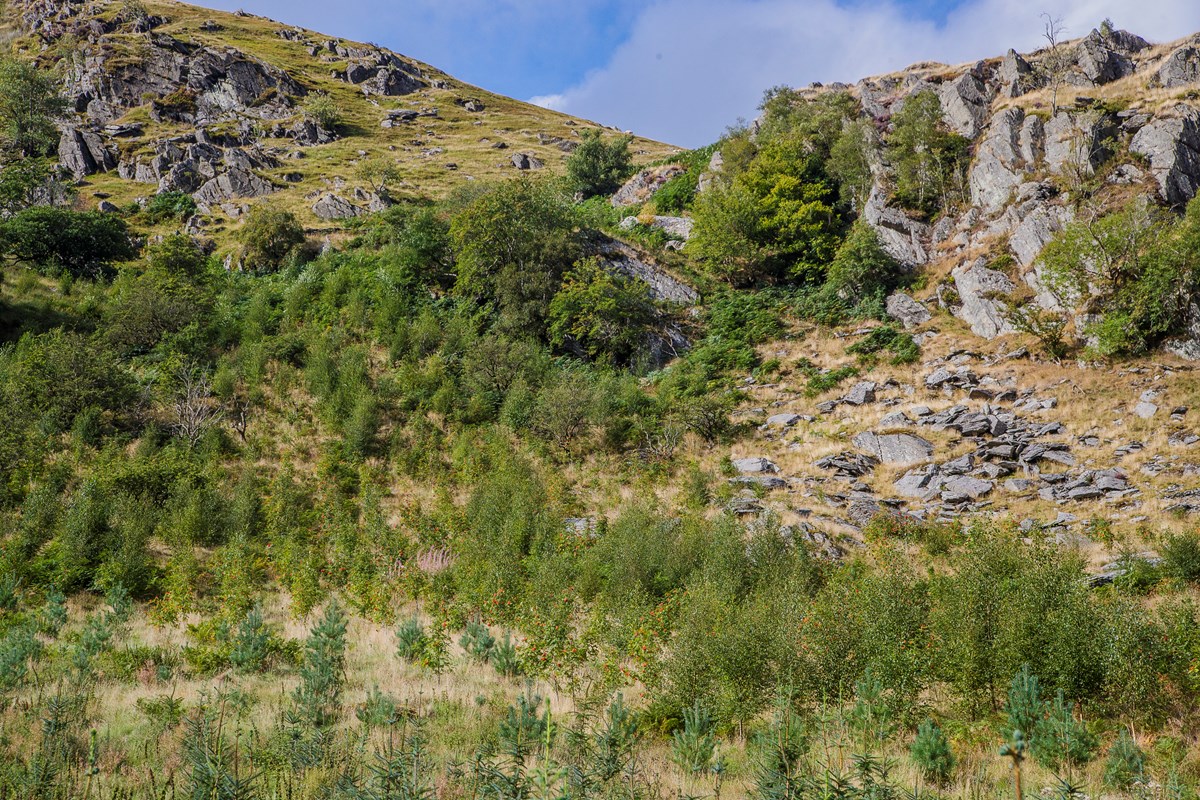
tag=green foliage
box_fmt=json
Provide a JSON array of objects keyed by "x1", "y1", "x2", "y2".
[
  {"x1": 238, "y1": 206, "x2": 306, "y2": 272},
  {"x1": 1006, "y1": 664, "x2": 1045, "y2": 739},
  {"x1": 821, "y1": 222, "x2": 905, "y2": 320},
  {"x1": 548, "y1": 258, "x2": 658, "y2": 365},
  {"x1": 450, "y1": 177, "x2": 581, "y2": 337},
  {"x1": 846, "y1": 325, "x2": 920, "y2": 366},
  {"x1": 395, "y1": 615, "x2": 450, "y2": 672},
  {"x1": 356, "y1": 685, "x2": 402, "y2": 729},
  {"x1": 1040, "y1": 198, "x2": 1200, "y2": 357},
  {"x1": 1103, "y1": 729, "x2": 1146, "y2": 789},
  {"x1": 0, "y1": 207, "x2": 136, "y2": 278},
  {"x1": 293, "y1": 599, "x2": 349, "y2": 728},
  {"x1": 671, "y1": 702, "x2": 717, "y2": 775},
  {"x1": 1161, "y1": 529, "x2": 1200, "y2": 583},
  {"x1": 565, "y1": 130, "x2": 633, "y2": 199},
  {"x1": 910, "y1": 719, "x2": 955, "y2": 785},
  {"x1": 0, "y1": 56, "x2": 67, "y2": 158},
  {"x1": 228, "y1": 602, "x2": 274, "y2": 673},
  {"x1": 460, "y1": 621, "x2": 496, "y2": 662},
  {"x1": 491, "y1": 632, "x2": 523, "y2": 678},
  {"x1": 849, "y1": 668, "x2": 898, "y2": 743},
  {"x1": 886, "y1": 90, "x2": 970, "y2": 216},
  {"x1": 304, "y1": 91, "x2": 342, "y2": 130},
  {"x1": 1030, "y1": 691, "x2": 1097, "y2": 771},
  {"x1": 753, "y1": 693, "x2": 807, "y2": 800},
  {"x1": 143, "y1": 191, "x2": 198, "y2": 223}
]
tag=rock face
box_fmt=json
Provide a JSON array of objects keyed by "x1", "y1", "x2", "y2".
[
  {"x1": 1072, "y1": 29, "x2": 1144, "y2": 85},
  {"x1": 193, "y1": 169, "x2": 275, "y2": 203},
  {"x1": 611, "y1": 165, "x2": 686, "y2": 207},
  {"x1": 621, "y1": 215, "x2": 694, "y2": 241},
  {"x1": 1131, "y1": 106, "x2": 1200, "y2": 207},
  {"x1": 938, "y1": 70, "x2": 993, "y2": 139},
  {"x1": 952, "y1": 259, "x2": 1017, "y2": 340},
  {"x1": 1158, "y1": 46, "x2": 1200, "y2": 88},
  {"x1": 586, "y1": 236, "x2": 700, "y2": 305},
  {"x1": 998, "y1": 49, "x2": 1039, "y2": 97},
  {"x1": 58, "y1": 126, "x2": 116, "y2": 178},
  {"x1": 970, "y1": 109, "x2": 1034, "y2": 212},
  {"x1": 863, "y1": 185, "x2": 929, "y2": 267},
  {"x1": 313, "y1": 193, "x2": 364, "y2": 220}
]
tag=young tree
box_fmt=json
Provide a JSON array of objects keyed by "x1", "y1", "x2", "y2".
[
  {"x1": 565, "y1": 130, "x2": 633, "y2": 199},
  {"x1": 293, "y1": 599, "x2": 349, "y2": 728},
  {"x1": 0, "y1": 207, "x2": 136, "y2": 278},
  {"x1": 0, "y1": 57, "x2": 67, "y2": 158},
  {"x1": 237, "y1": 206, "x2": 305, "y2": 272},
  {"x1": 886, "y1": 90, "x2": 970, "y2": 216},
  {"x1": 1039, "y1": 14, "x2": 1070, "y2": 116}
]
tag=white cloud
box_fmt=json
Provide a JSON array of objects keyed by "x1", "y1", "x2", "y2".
[
  {"x1": 544, "y1": 0, "x2": 1200, "y2": 147},
  {"x1": 528, "y1": 93, "x2": 568, "y2": 110}
]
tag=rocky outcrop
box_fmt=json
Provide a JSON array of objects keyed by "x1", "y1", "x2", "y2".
[
  {"x1": 312, "y1": 193, "x2": 364, "y2": 220},
  {"x1": 1131, "y1": 105, "x2": 1200, "y2": 207},
  {"x1": 853, "y1": 431, "x2": 934, "y2": 465},
  {"x1": 587, "y1": 236, "x2": 700, "y2": 305},
  {"x1": 194, "y1": 169, "x2": 275, "y2": 203},
  {"x1": 1158, "y1": 46, "x2": 1200, "y2": 88},
  {"x1": 886, "y1": 292, "x2": 931, "y2": 329},
  {"x1": 511, "y1": 153, "x2": 543, "y2": 170},
  {"x1": 620, "y1": 215, "x2": 694, "y2": 241},
  {"x1": 1071, "y1": 29, "x2": 1144, "y2": 86},
  {"x1": 863, "y1": 185, "x2": 929, "y2": 267},
  {"x1": 998, "y1": 49, "x2": 1039, "y2": 97},
  {"x1": 57, "y1": 126, "x2": 116, "y2": 179},
  {"x1": 612, "y1": 165, "x2": 686, "y2": 207},
  {"x1": 970, "y1": 109, "x2": 1034, "y2": 212},
  {"x1": 938, "y1": 69, "x2": 994, "y2": 139},
  {"x1": 952, "y1": 258, "x2": 1017, "y2": 340}
]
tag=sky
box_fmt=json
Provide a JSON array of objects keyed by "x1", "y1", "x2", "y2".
[{"x1": 200, "y1": 0, "x2": 1200, "y2": 147}]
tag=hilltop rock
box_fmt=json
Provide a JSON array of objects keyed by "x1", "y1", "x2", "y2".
[
  {"x1": 1131, "y1": 105, "x2": 1200, "y2": 207},
  {"x1": 938, "y1": 69, "x2": 993, "y2": 139},
  {"x1": 1158, "y1": 45, "x2": 1200, "y2": 88},
  {"x1": 998, "y1": 49, "x2": 1039, "y2": 97},
  {"x1": 1072, "y1": 29, "x2": 1144, "y2": 85}
]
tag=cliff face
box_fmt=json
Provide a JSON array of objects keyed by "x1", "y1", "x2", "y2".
[
  {"x1": 788, "y1": 27, "x2": 1200, "y2": 355},
  {"x1": 7, "y1": 0, "x2": 677, "y2": 231}
]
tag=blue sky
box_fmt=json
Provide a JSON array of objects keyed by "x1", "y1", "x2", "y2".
[{"x1": 201, "y1": 0, "x2": 1200, "y2": 147}]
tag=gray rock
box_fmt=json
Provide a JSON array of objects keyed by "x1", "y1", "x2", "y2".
[
  {"x1": 312, "y1": 193, "x2": 363, "y2": 220},
  {"x1": 879, "y1": 411, "x2": 914, "y2": 428},
  {"x1": 1165, "y1": 302, "x2": 1200, "y2": 360},
  {"x1": 853, "y1": 431, "x2": 934, "y2": 465},
  {"x1": 732, "y1": 457, "x2": 779, "y2": 474},
  {"x1": 1133, "y1": 401, "x2": 1158, "y2": 419},
  {"x1": 97, "y1": 200, "x2": 121, "y2": 213},
  {"x1": 1158, "y1": 46, "x2": 1200, "y2": 88},
  {"x1": 938, "y1": 69, "x2": 993, "y2": 139},
  {"x1": 193, "y1": 168, "x2": 275, "y2": 203},
  {"x1": 58, "y1": 126, "x2": 117, "y2": 179},
  {"x1": 998, "y1": 49, "x2": 1040, "y2": 97},
  {"x1": 731, "y1": 475, "x2": 788, "y2": 490},
  {"x1": 941, "y1": 475, "x2": 994, "y2": 499},
  {"x1": 611, "y1": 165, "x2": 686, "y2": 207},
  {"x1": 511, "y1": 152, "x2": 544, "y2": 171},
  {"x1": 886, "y1": 291, "x2": 931, "y2": 329},
  {"x1": 1044, "y1": 111, "x2": 1113, "y2": 177},
  {"x1": 952, "y1": 258, "x2": 1017, "y2": 339},
  {"x1": 843, "y1": 382, "x2": 877, "y2": 406},
  {"x1": 815, "y1": 451, "x2": 879, "y2": 478},
  {"x1": 1011, "y1": 203, "x2": 1073, "y2": 268},
  {"x1": 1074, "y1": 30, "x2": 1138, "y2": 85},
  {"x1": 586, "y1": 236, "x2": 699, "y2": 305},
  {"x1": 764, "y1": 413, "x2": 802, "y2": 429},
  {"x1": 359, "y1": 67, "x2": 425, "y2": 96},
  {"x1": 894, "y1": 468, "x2": 941, "y2": 497},
  {"x1": 1131, "y1": 106, "x2": 1200, "y2": 207},
  {"x1": 863, "y1": 184, "x2": 930, "y2": 267},
  {"x1": 969, "y1": 108, "x2": 1030, "y2": 212}
]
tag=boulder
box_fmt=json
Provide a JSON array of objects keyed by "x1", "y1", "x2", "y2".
[
  {"x1": 611, "y1": 164, "x2": 686, "y2": 207},
  {"x1": 938, "y1": 69, "x2": 993, "y2": 139},
  {"x1": 623, "y1": 215, "x2": 694, "y2": 240},
  {"x1": 1131, "y1": 106, "x2": 1200, "y2": 207},
  {"x1": 1158, "y1": 46, "x2": 1200, "y2": 89},
  {"x1": 733, "y1": 457, "x2": 779, "y2": 474},
  {"x1": 952, "y1": 258, "x2": 1017, "y2": 339},
  {"x1": 1165, "y1": 302, "x2": 1200, "y2": 361},
  {"x1": 193, "y1": 168, "x2": 275, "y2": 203},
  {"x1": 852, "y1": 431, "x2": 934, "y2": 465},
  {"x1": 1073, "y1": 30, "x2": 1138, "y2": 85},
  {"x1": 1043, "y1": 111, "x2": 1114, "y2": 177},
  {"x1": 843, "y1": 381, "x2": 877, "y2": 406},
  {"x1": 1010, "y1": 203, "x2": 1073, "y2": 268},
  {"x1": 58, "y1": 126, "x2": 116, "y2": 178},
  {"x1": 764, "y1": 413, "x2": 802, "y2": 428},
  {"x1": 511, "y1": 152, "x2": 543, "y2": 170},
  {"x1": 886, "y1": 291, "x2": 931, "y2": 329},
  {"x1": 312, "y1": 193, "x2": 363, "y2": 220},
  {"x1": 941, "y1": 475, "x2": 995, "y2": 499},
  {"x1": 359, "y1": 67, "x2": 424, "y2": 96}
]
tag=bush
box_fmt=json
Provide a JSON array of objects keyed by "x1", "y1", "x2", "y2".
[
  {"x1": 0, "y1": 207, "x2": 136, "y2": 278},
  {"x1": 1161, "y1": 529, "x2": 1200, "y2": 583},
  {"x1": 823, "y1": 222, "x2": 904, "y2": 318},
  {"x1": 548, "y1": 258, "x2": 658, "y2": 366},
  {"x1": 1030, "y1": 690, "x2": 1097, "y2": 770},
  {"x1": 1103, "y1": 729, "x2": 1146, "y2": 789},
  {"x1": 292, "y1": 600, "x2": 349, "y2": 728},
  {"x1": 886, "y1": 90, "x2": 969, "y2": 216},
  {"x1": 238, "y1": 206, "x2": 305, "y2": 272},
  {"x1": 910, "y1": 719, "x2": 955, "y2": 785},
  {"x1": 846, "y1": 325, "x2": 920, "y2": 366},
  {"x1": 144, "y1": 191, "x2": 198, "y2": 223},
  {"x1": 304, "y1": 92, "x2": 342, "y2": 130},
  {"x1": 460, "y1": 621, "x2": 495, "y2": 662},
  {"x1": 565, "y1": 130, "x2": 633, "y2": 199}
]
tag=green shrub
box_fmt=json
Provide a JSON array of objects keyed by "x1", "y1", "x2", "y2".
[
  {"x1": 144, "y1": 191, "x2": 198, "y2": 223},
  {"x1": 0, "y1": 207, "x2": 136, "y2": 277},
  {"x1": 1161, "y1": 530, "x2": 1200, "y2": 583},
  {"x1": 548, "y1": 258, "x2": 658, "y2": 366},
  {"x1": 1030, "y1": 690, "x2": 1097, "y2": 770},
  {"x1": 910, "y1": 719, "x2": 955, "y2": 785},
  {"x1": 491, "y1": 632, "x2": 523, "y2": 678},
  {"x1": 304, "y1": 92, "x2": 342, "y2": 130},
  {"x1": 1006, "y1": 664, "x2": 1045, "y2": 738},
  {"x1": 460, "y1": 621, "x2": 496, "y2": 663},
  {"x1": 846, "y1": 325, "x2": 920, "y2": 366},
  {"x1": 565, "y1": 130, "x2": 633, "y2": 199},
  {"x1": 293, "y1": 599, "x2": 349, "y2": 728},
  {"x1": 356, "y1": 685, "x2": 402, "y2": 729},
  {"x1": 237, "y1": 206, "x2": 305, "y2": 273},
  {"x1": 886, "y1": 90, "x2": 969, "y2": 216}
]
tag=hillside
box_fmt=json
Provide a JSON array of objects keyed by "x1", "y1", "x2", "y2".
[
  {"x1": 5, "y1": 2, "x2": 1200, "y2": 799},
  {"x1": 6, "y1": 0, "x2": 677, "y2": 238}
]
